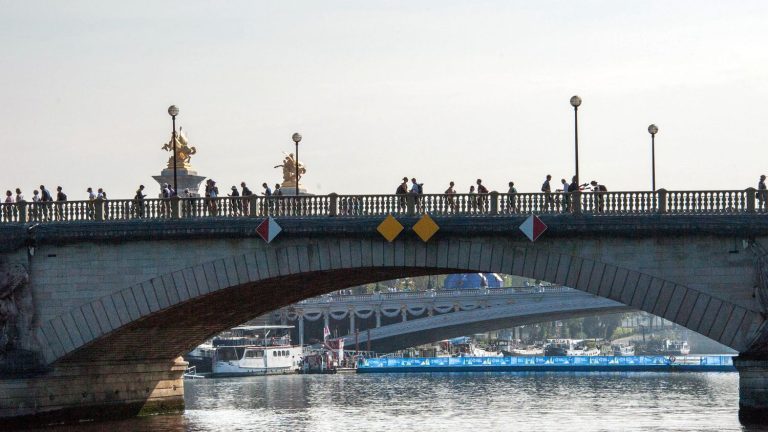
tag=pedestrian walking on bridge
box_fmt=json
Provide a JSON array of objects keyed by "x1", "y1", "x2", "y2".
[
  {"x1": 40, "y1": 185, "x2": 53, "y2": 221},
  {"x1": 445, "y1": 181, "x2": 457, "y2": 213},
  {"x1": 507, "y1": 181, "x2": 517, "y2": 213},
  {"x1": 541, "y1": 175, "x2": 553, "y2": 211},
  {"x1": 55, "y1": 186, "x2": 67, "y2": 220}
]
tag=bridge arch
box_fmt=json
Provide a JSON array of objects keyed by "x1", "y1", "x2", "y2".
[
  {"x1": 38, "y1": 236, "x2": 764, "y2": 365},
  {"x1": 337, "y1": 298, "x2": 631, "y2": 353}
]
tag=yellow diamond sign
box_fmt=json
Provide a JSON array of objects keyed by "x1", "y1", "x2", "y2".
[
  {"x1": 377, "y1": 214, "x2": 404, "y2": 242},
  {"x1": 413, "y1": 213, "x2": 439, "y2": 242}
]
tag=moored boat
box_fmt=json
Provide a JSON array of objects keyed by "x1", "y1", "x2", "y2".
[
  {"x1": 612, "y1": 344, "x2": 636, "y2": 356},
  {"x1": 212, "y1": 325, "x2": 302, "y2": 377}
]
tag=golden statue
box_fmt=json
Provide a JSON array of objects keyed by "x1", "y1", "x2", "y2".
[
  {"x1": 274, "y1": 152, "x2": 306, "y2": 187},
  {"x1": 161, "y1": 127, "x2": 197, "y2": 169}
]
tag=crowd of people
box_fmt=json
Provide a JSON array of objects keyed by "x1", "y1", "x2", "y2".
[
  {"x1": 393, "y1": 175, "x2": 608, "y2": 213},
  {"x1": 2, "y1": 174, "x2": 766, "y2": 221}
]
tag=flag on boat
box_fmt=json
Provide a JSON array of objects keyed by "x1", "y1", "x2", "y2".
[{"x1": 323, "y1": 325, "x2": 330, "y2": 341}]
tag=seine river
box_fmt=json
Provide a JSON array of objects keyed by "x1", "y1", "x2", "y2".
[{"x1": 35, "y1": 372, "x2": 758, "y2": 431}]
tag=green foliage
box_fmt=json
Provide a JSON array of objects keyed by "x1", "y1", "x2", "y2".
[{"x1": 610, "y1": 327, "x2": 635, "y2": 340}]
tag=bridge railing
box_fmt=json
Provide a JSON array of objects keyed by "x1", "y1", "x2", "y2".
[
  {"x1": 295, "y1": 286, "x2": 570, "y2": 304},
  {"x1": 0, "y1": 188, "x2": 764, "y2": 223}
]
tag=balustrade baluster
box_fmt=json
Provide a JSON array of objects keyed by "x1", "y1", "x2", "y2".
[
  {"x1": 644, "y1": 192, "x2": 651, "y2": 213},
  {"x1": 680, "y1": 192, "x2": 686, "y2": 213},
  {"x1": 634, "y1": 193, "x2": 641, "y2": 214},
  {"x1": 739, "y1": 191, "x2": 747, "y2": 213}
]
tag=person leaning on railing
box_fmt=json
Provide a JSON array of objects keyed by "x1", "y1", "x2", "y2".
[
  {"x1": 396, "y1": 177, "x2": 408, "y2": 212},
  {"x1": 590, "y1": 180, "x2": 607, "y2": 213}
]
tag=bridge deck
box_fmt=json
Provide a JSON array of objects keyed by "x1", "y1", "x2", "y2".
[{"x1": 0, "y1": 189, "x2": 765, "y2": 224}]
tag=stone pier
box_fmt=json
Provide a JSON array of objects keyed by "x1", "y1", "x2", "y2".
[
  {"x1": 0, "y1": 357, "x2": 186, "y2": 428},
  {"x1": 735, "y1": 356, "x2": 768, "y2": 424}
]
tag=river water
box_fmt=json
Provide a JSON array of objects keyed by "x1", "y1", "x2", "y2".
[{"x1": 35, "y1": 372, "x2": 758, "y2": 431}]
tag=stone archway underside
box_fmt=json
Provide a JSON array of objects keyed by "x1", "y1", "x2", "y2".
[{"x1": 40, "y1": 238, "x2": 765, "y2": 365}]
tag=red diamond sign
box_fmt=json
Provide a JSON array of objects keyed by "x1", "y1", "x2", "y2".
[
  {"x1": 256, "y1": 217, "x2": 282, "y2": 243},
  {"x1": 519, "y1": 214, "x2": 547, "y2": 242}
]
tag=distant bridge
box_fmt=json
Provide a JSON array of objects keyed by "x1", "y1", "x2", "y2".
[{"x1": 272, "y1": 287, "x2": 628, "y2": 352}]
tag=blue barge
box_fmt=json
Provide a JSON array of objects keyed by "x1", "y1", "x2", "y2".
[{"x1": 357, "y1": 355, "x2": 735, "y2": 373}]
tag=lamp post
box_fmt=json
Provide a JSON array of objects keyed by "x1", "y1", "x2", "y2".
[
  {"x1": 648, "y1": 124, "x2": 658, "y2": 191},
  {"x1": 569, "y1": 96, "x2": 582, "y2": 186},
  {"x1": 167, "y1": 105, "x2": 180, "y2": 193},
  {"x1": 292, "y1": 132, "x2": 302, "y2": 196}
]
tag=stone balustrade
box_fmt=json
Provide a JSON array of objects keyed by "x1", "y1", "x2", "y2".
[
  {"x1": 0, "y1": 189, "x2": 765, "y2": 223},
  {"x1": 294, "y1": 286, "x2": 568, "y2": 305}
]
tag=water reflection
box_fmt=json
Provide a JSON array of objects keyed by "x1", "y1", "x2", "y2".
[{"x1": 32, "y1": 372, "x2": 754, "y2": 432}]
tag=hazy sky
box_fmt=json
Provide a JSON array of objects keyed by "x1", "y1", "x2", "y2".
[{"x1": 1, "y1": 1, "x2": 767, "y2": 198}]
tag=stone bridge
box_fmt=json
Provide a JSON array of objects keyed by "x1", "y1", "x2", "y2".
[
  {"x1": 1, "y1": 189, "x2": 768, "y2": 425},
  {"x1": 272, "y1": 287, "x2": 628, "y2": 352}
]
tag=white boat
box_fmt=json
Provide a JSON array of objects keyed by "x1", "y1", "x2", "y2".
[
  {"x1": 212, "y1": 325, "x2": 303, "y2": 377},
  {"x1": 567, "y1": 343, "x2": 600, "y2": 356},
  {"x1": 509, "y1": 346, "x2": 544, "y2": 356},
  {"x1": 612, "y1": 344, "x2": 636, "y2": 356},
  {"x1": 544, "y1": 339, "x2": 600, "y2": 356},
  {"x1": 664, "y1": 339, "x2": 690, "y2": 356}
]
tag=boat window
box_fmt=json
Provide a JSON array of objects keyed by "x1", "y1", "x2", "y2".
[
  {"x1": 235, "y1": 347, "x2": 245, "y2": 360},
  {"x1": 216, "y1": 347, "x2": 238, "y2": 362},
  {"x1": 283, "y1": 350, "x2": 288, "y2": 356},
  {"x1": 245, "y1": 350, "x2": 264, "y2": 358},
  {"x1": 273, "y1": 351, "x2": 277, "y2": 357}
]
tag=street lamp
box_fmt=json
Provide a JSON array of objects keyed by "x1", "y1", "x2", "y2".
[
  {"x1": 292, "y1": 132, "x2": 302, "y2": 196},
  {"x1": 569, "y1": 96, "x2": 582, "y2": 187},
  {"x1": 167, "y1": 105, "x2": 180, "y2": 193},
  {"x1": 648, "y1": 124, "x2": 658, "y2": 191}
]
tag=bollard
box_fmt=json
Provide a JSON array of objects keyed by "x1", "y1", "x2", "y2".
[
  {"x1": 329, "y1": 193, "x2": 338, "y2": 217},
  {"x1": 657, "y1": 189, "x2": 667, "y2": 214},
  {"x1": 747, "y1": 188, "x2": 756, "y2": 213},
  {"x1": 18, "y1": 202, "x2": 27, "y2": 223},
  {"x1": 171, "y1": 196, "x2": 181, "y2": 219},
  {"x1": 249, "y1": 195, "x2": 258, "y2": 217},
  {"x1": 572, "y1": 191, "x2": 581, "y2": 214},
  {"x1": 94, "y1": 197, "x2": 104, "y2": 221}
]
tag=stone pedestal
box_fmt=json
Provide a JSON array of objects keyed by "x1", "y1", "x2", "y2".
[
  {"x1": 278, "y1": 183, "x2": 309, "y2": 196},
  {"x1": 734, "y1": 356, "x2": 768, "y2": 424},
  {"x1": 0, "y1": 357, "x2": 186, "y2": 428},
  {"x1": 152, "y1": 168, "x2": 206, "y2": 197}
]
